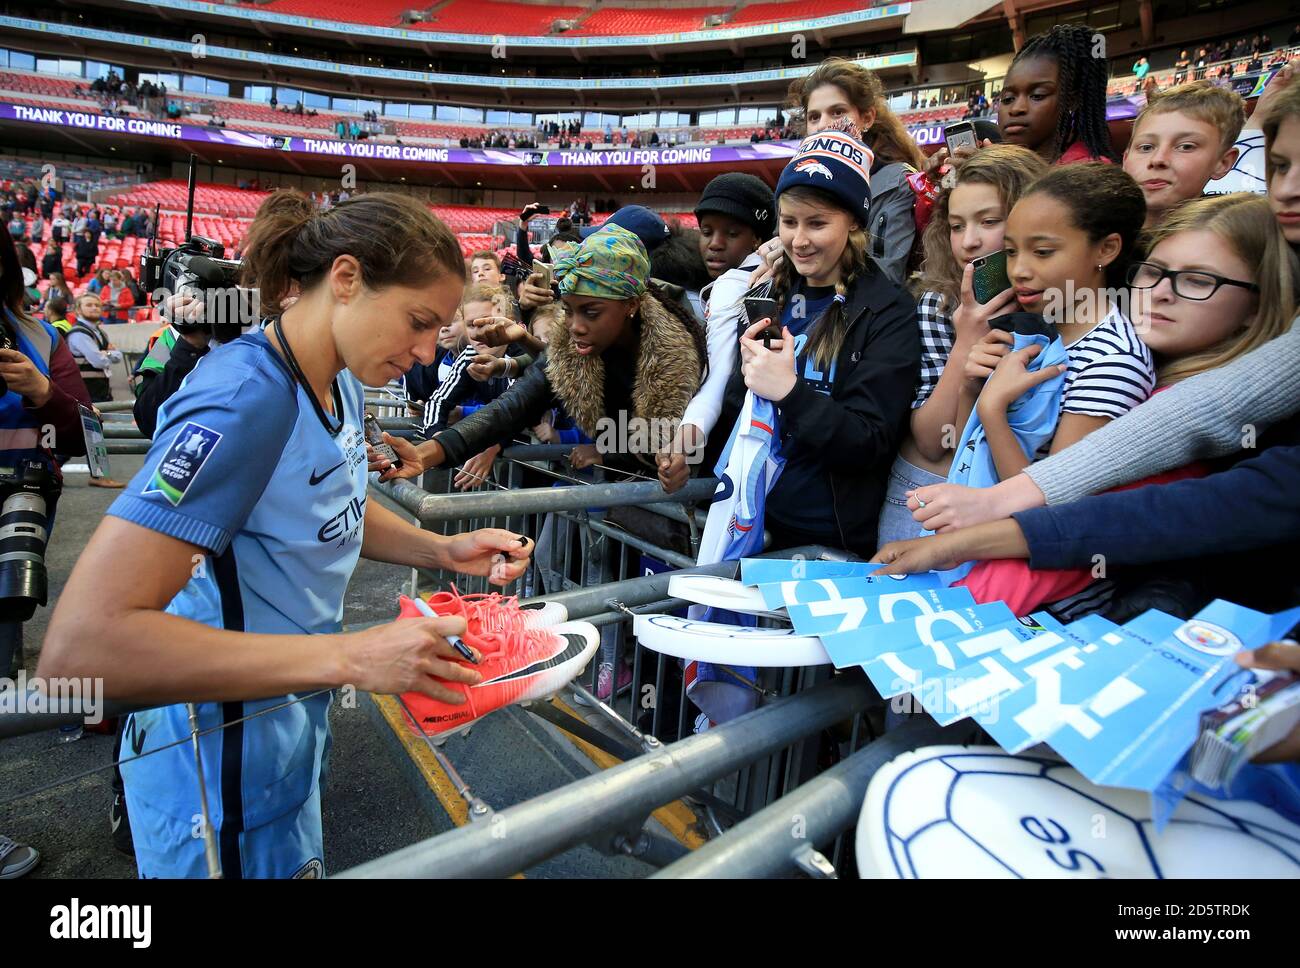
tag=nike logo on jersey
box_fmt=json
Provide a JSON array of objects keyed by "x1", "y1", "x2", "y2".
[{"x1": 309, "y1": 460, "x2": 347, "y2": 486}]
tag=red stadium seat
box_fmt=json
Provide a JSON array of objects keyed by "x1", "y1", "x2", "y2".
[
  {"x1": 727, "y1": 0, "x2": 875, "y2": 25},
  {"x1": 244, "y1": 0, "x2": 415, "y2": 27}
]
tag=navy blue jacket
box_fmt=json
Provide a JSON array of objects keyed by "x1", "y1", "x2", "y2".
[{"x1": 1015, "y1": 420, "x2": 1300, "y2": 571}]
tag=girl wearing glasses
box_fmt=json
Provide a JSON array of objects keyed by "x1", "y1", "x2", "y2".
[{"x1": 875, "y1": 192, "x2": 1299, "y2": 620}]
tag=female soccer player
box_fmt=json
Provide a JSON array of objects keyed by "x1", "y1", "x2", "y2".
[{"x1": 39, "y1": 192, "x2": 533, "y2": 879}]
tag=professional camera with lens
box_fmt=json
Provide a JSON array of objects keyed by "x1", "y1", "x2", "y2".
[
  {"x1": 137, "y1": 157, "x2": 257, "y2": 344},
  {"x1": 0, "y1": 458, "x2": 60, "y2": 622},
  {"x1": 139, "y1": 235, "x2": 254, "y2": 344}
]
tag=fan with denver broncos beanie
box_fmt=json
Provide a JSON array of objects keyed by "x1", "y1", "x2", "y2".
[
  {"x1": 774, "y1": 128, "x2": 875, "y2": 221},
  {"x1": 700, "y1": 121, "x2": 919, "y2": 560}
]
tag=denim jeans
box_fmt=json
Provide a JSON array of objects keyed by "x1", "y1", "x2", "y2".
[{"x1": 876, "y1": 454, "x2": 946, "y2": 548}]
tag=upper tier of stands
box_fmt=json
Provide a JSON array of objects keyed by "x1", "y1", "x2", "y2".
[
  {"x1": 239, "y1": 0, "x2": 886, "y2": 33},
  {"x1": 412, "y1": 1, "x2": 585, "y2": 34},
  {"x1": 570, "y1": 6, "x2": 728, "y2": 35}
]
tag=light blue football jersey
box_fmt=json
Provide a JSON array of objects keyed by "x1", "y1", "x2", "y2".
[{"x1": 108, "y1": 329, "x2": 367, "y2": 875}]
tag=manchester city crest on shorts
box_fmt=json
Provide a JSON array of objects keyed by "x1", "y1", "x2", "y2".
[{"x1": 144, "y1": 421, "x2": 222, "y2": 507}]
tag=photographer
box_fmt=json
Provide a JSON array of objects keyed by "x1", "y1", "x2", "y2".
[
  {"x1": 38, "y1": 191, "x2": 533, "y2": 879},
  {"x1": 0, "y1": 231, "x2": 92, "y2": 678},
  {"x1": 0, "y1": 230, "x2": 89, "y2": 880}
]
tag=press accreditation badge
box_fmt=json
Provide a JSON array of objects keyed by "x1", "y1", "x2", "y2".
[
  {"x1": 77, "y1": 404, "x2": 110, "y2": 480},
  {"x1": 144, "y1": 421, "x2": 222, "y2": 506}
]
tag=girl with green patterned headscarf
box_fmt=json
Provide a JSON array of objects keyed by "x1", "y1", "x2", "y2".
[{"x1": 379, "y1": 223, "x2": 708, "y2": 476}]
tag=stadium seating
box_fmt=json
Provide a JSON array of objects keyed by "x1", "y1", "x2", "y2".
[
  {"x1": 0, "y1": 70, "x2": 87, "y2": 99},
  {"x1": 205, "y1": 99, "x2": 341, "y2": 133},
  {"x1": 234, "y1": 0, "x2": 886, "y2": 33},
  {"x1": 726, "y1": 0, "x2": 873, "y2": 26},
  {"x1": 245, "y1": 0, "x2": 417, "y2": 27},
  {"x1": 107, "y1": 181, "x2": 271, "y2": 220},
  {"x1": 896, "y1": 105, "x2": 969, "y2": 124},
  {"x1": 571, "y1": 6, "x2": 728, "y2": 35},
  {"x1": 416, "y1": 1, "x2": 585, "y2": 35}
]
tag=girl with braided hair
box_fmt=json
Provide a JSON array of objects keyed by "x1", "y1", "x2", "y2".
[
  {"x1": 705, "y1": 130, "x2": 920, "y2": 557},
  {"x1": 999, "y1": 23, "x2": 1117, "y2": 165}
]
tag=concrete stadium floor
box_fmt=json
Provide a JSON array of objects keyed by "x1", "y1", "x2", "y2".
[{"x1": 0, "y1": 375, "x2": 659, "y2": 879}]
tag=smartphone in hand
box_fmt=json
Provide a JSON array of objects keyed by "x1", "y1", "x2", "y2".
[
  {"x1": 944, "y1": 120, "x2": 978, "y2": 155},
  {"x1": 743, "y1": 296, "x2": 782, "y2": 347},
  {"x1": 971, "y1": 251, "x2": 1011, "y2": 304},
  {"x1": 530, "y1": 261, "x2": 554, "y2": 289}
]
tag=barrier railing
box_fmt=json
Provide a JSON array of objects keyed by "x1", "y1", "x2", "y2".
[
  {"x1": 372, "y1": 441, "x2": 885, "y2": 858},
  {"x1": 4, "y1": 408, "x2": 895, "y2": 876},
  {"x1": 338, "y1": 674, "x2": 879, "y2": 879}
]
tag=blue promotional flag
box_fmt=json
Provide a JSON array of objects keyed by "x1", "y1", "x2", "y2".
[{"x1": 686, "y1": 391, "x2": 785, "y2": 726}]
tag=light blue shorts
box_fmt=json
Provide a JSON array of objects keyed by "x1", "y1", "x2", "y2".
[{"x1": 126, "y1": 783, "x2": 324, "y2": 879}]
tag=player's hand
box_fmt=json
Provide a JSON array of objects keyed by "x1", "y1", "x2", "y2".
[
  {"x1": 344, "y1": 615, "x2": 481, "y2": 703},
  {"x1": 441, "y1": 528, "x2": 533, "y2": 586},
  {"x1": 369, "y1": 433, "x2": 428, "y2": 481}
]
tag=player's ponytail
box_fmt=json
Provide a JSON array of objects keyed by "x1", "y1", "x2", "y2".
[{"x1": 240, "y1": 191, "x2": 463, "y2": 313}]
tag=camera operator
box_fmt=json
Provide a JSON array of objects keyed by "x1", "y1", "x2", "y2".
[
  {"x1": 0, "y1": 230, "x2": 93, "y2": 879},
  {"x1": 0, "y1": 230, "x2": 92, "y2": 676},
  {"x1": 131, "y1": 293, "x2": 216, "y2": 439}
]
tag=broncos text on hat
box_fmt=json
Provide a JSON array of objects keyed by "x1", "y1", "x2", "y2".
[{"x1": 776, "y1": 130, "x2": 875, "y2": 216}]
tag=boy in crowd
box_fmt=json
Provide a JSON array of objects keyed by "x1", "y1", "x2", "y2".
[
  {"x1": 1124, "y1": 80, "x2": 1246, "y2": 228},
  {"x1": 468, "y1": 250, "x2": 504, "y2": 287}
]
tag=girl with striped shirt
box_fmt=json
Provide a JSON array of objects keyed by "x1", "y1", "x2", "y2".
[
  {"x1": 958, "y1": 163, "x2": 1155, "y2": 482},
  {"x1": 876, "y1": 145, "x2": 1047, "y2": 547}
]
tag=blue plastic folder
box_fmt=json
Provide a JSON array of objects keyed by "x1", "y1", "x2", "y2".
[
  {"x1": 739, "y1": 558, "x2": 884, "y2": 586},
  {"x1": 978, "y1": 624, "x2": 1156, "y2": 754},
  {"x1": 785, "y1": 587, "x2": 976, "y2": 640},
  {"x1": 817, "y1": 599, "x2": 1014, "y2": 670},
  {"x1": 756, "y1": 572, "x2": 944, "y2": 611},
  {"x1": 861, "y1": 612, "x2": 1064, "y2": 700}
]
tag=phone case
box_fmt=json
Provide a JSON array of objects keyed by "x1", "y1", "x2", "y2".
[{"x1": 971, "y1": 254, "x2": 1011, "y2": 304}]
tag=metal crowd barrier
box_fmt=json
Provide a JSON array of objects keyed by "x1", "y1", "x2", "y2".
[
  {"x1": 369, "y1": 440, "x2": 887, "y2": 865},
  {"x1": 4, "y1": 404, "x2": 904, "y2": 877},
  {"x1": 339, "y1": 674, "x2": 880, "y2": 879}
]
